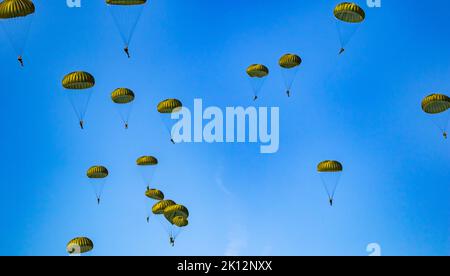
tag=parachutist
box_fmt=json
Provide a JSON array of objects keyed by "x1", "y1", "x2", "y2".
[
  {"x1": 171, "y1": 138, "x2": 175, "y2": 144},
  {"x1": 339, "y1": 48, "x2": 345, "y2": 55},
  {"x1": 170, "y1": 236, "x2": 175, "y2": 247},
  {"x1": 124, "y1": 47, "x2": 130, "y2": 58},
  {"x1": 253, "y1": 96, "x2": 258, "y2": 101},
  {"x1": 125, "y1": 123, "x2": 129, "y2": 129},
  {"x1": 329, "y1": 199, "x2": 333, "y2": 206},
  {"x1": 18, "y1": 56, "x2": 24, "y2": 67},
  {"x1": 79, "y1": 120, "x2": 84, "y2": 129},
  {"x1": 444, "y1": 132, "x2": 447, "y2": 139},
  {"x1": 97, "y1": 198, "x2": 101, "y2": 205},
  {"x1": 146, "y1": 217, "x2": 149, "y2": 223},
  {"x1": 286, "y1": 90, "x2": 291, "y2": 97}
]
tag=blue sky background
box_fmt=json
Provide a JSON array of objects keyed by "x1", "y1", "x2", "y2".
[{"x1": 0, "y1": 0, "x2": 449, "y2": 256}]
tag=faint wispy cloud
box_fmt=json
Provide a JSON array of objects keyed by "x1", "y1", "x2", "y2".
[
  {"x1": 216, "y1": 165, "x2": 232, "y2": 197},
  {"x1": 225, "y1": 224, "x2": 248, "y2": 256}
]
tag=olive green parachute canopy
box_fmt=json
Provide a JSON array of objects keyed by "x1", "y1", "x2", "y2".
[
  {"x1": 145, "y1": 189, "x2": 164, "y2": 201},
  {"x1": 164, "y1": 204, "x2": 189, "y2": 222},
  {"x1": 421, "y1": 94, "x2": 450, "y2": 114},
  {"x1": 106, "y1": 0, "x2": 147, "y2": 5},
  {"x1": 87, "y1": 166, "x2": 109, "y2": 179},
  {"x1": 317, "y1": 161, "x2": 343, "y2": 172},
  {"x1": 0, "y1": 0, "x2": 35, "y2": 19},
  {"x1": 279, "y1": 54, "x2": 302, "y2": 69},
  {"x1": 152, "y1": 200, "x2": 176, "y2": 215},
  {"x1": 62, "y1": 71, "x2": 95, "y2": 90},
  {"x1": 111, "y1": 88, "x2": 135, "y2": 104},
  {"x1": 171, "y1": 216, "x2": 189, "y2": 227},
  {"x1": 66, "y1": 237, "x2": 94, "y2": 254},
  {"x1": 136, "y1": 156, "x2": 158, "y2": 166},
  {"x1": 157, "y1": 99, "x2": 182, "y2": 114},
  {"x1": 247, "y1": 64, "x2": 269, "y2": 78},
  {"x1": 334, "y1": 2, "x2": 365, "y2": 23}
]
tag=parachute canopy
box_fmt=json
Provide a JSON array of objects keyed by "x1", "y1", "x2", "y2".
[
  {"x1": 279, "y1": 54, "x2": 302, "y2": 69},
  {"x1": 422, "y1": 94, "x2": 450, "y2": 114},
  {"x1": 152, "y1": 200, "x2": 176, "y2": 214},
  {"x1": 62, "y1": 71, "x2": 95, "y2": 90},
  {"x1": 145, "y1": 189, "x2": 164, "y2": 201},
  {"x1": 172, "y1": 216, "x2": 189, "y2": 227},
  {"x1": 157, "y1": 99, "x2": 182, "y2": 114},
  {"x1": 164, "y1": 204, "x2": 189, "y2": 222},
  {"x1": 106, "y1": 0, "x2": 146, "y2": 5},
  {"x1": 87, "y1": 166, "x2": 109, "y2": 179},
  {"x1": 136, "y1": 156, "x2": 158, "y2": 166},
  {"x1": 111, "y1": 88, "x2": 135, "y2": 104},
  {"x1": 66, "y1": 237, "x2": 93, "y2": 254},
  {"x1": 317, "y1": 161, "x2": 343, "y2": 172},
  {"x1": 247, "y1": 64, "x2": 269, "y2": 78},
  {"x1": 334, "y1": 2, "x2": 365, "y2": 23},
  {"x1": 0, "y1": 0, "x2": 35, "y2": 19}
]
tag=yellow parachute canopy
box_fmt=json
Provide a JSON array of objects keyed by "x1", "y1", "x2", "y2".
[
  {"x1": 164, "y1": 204, "x2": 189, "y2": 222},
  {"x1": 334, "y1": 2, "x2": 365, "y2": 23},
  {"x1": 421, "y1": 94, "x2": 450, "y2": 114},
  {"x1": 172, "y1": 216, "x2": 189, "y2": 227},
  {"x1": 0, "y1": 0, "x2": 35, "y2": 19},
  {"x1": 87, "y1": 166, "x2": 109, "y2": 179},
  {"x1": 66, "y1": 237, "x2": 94, "y2": 254},
  {"x1": 247, "y1": 64, "x2": 269, "y2": 78},
  {"x1": 62, "y1": 71, "x2": 95, "y2": 90},
  {"x1": 317, "y1": 161, "x2": 343, "y2": 172},
  {"x1": 106, "y1": 0, "x2": 147, "y2": 5},
  {"x1": 136, "y1": 156, "x2": 158, "y2": 166},
  {"x1": 152, "y1": 200, "x2": 176, "y2": 215},
  {"x1": 279, "y1": 54, "x2": 302, "y2": 69},
  {"x1": 145, "y1": 189, "x2": 164, "y2": 201},
  {"x1": 111, "y1": 88, "x2": 135, "y2": 104},
  {"x1": 157, "y1": 99, "x2": 182, "y2": 114}
]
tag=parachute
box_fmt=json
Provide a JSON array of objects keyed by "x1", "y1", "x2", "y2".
[
  {"x1": 163, "y1": 204, "x2": 189, "y2": 221},
  {"x1": 62, "y1": 71, "x2": 96, "y2": 129},
  {"x1": 137, "y1": 156, "x2": 158, "y2": 189},
  {"x1": 279, "y1": 54, "x2": 302, "y2": 97},
  {"x1": 106, "y1": 0, "x2": 147, "y2": 58},
  {"x1": 422, "y1": 93, "x2": 450, "y2": 139},
  {"x1": 144, "y1": 188, "x2": 164, "y2": 223},
  {"x1": 163, "y1": 204, "x2": 189, "y2": 246},
  {"x1": 87, "y1": 166, "x2": 109, "y2": 204},
  {"x1": 317, "y1": 160, "x2": 343, "y2": 206},
  {"x1": 157, "y1": 99, "x2": 183, "y2": 144},
  {"x1": 247, "y1": 64, "x2": 269, "y2": 101},
  {"x1": 111, "y1": 88, "x2": 135, "y2": 129},
  {"x1": 66, "y1": 237, "x2": 94, "y2": 255},
  {"x1": 333, "y1": 2, "x2": 365, "y2": 55},
  {"x1": 145, "y1": 189, "x2": 164, "y2": 201},
  {"x1": 0, "y1": 0, "x2": 35, "y2": 66},
  {"x1": 152, "y1": 200, "x2": 176, "y2": 215}
]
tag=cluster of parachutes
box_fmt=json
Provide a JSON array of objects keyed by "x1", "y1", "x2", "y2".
[
  {"x1": 246, "y1": 2, "x2": 367, "y2": 101},
  {"x1": 246, "y1": 53, "x2": 302, "y2": 100},
  {"x1": 5, "y1": 0, "x2": 448, "y2": 255},
  {"x1": 67, "y1": 155, "x2": 189, "y2": 255},
  {"x1": 0, "y1": 0, "x2": 148, "y2": 67}
]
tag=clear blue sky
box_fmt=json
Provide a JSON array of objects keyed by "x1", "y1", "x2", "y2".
[{"x1": 0, "y1": 0, "x2": 449, "y2": 256}]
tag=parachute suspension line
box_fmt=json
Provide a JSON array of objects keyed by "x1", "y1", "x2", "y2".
[
  {"x1": 123, "y1": 101, "x2": 135, "y2": 129},
  {"x1": 431, "y1": 112, "x2": 450, "y2": 139},
  {"x1": 67, "y1": 91, "x2": 93, "y2": 128},
  {"x1": 1, "y1": 14, "x2": 34, "y2": 57},
  {"x1": 281, "y1": 67, "x2": 299, "y2": 96},
  {"x1": 335, "y1": 20, "x2": 361, "y2": 55},
  {"x1": 159, "y1": 114, "x2": 176, "y2": 143},
  {"x1": 107, "y1": 4, "x2": 145, "y2": 49}
]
